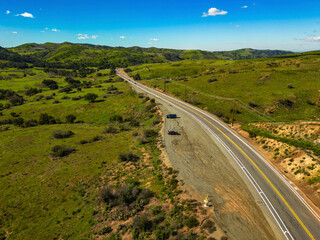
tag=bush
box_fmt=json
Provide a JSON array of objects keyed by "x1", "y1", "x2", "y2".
[
  {"x1": 53, "y1": 130, "x2": 75, "y2": 139},
  {"x1": 107, "y1": 85, "x2": 118, "y2": 91},
  {"x1": 144, "y1": 129, "x2": 158, "y2": 138},
  {"x1": 132, "y1": 214, "x2": 152, "y2": 232},
  {"x1": 26, "y1": 88, "x2": 42, "y2": 96},
  {"x1": 287, "y1": 83, "x2": 294, "y2": 89},
  {"x1": 109, "y1": 114, "x2": 123, "y2": 123},
  {"x1": 276, "y1": 99, "x2": 294, "y2": 108},
  {"x1": 66, "y1": 114, "x2": 76, "y2": 123},
  {"x1": 185, "y1": 216, "x2": 199, "y2": 228},
  {"x1": 119, "y1": 152, "x2": 140, "y2": 162},
  {"x1": 42, "y1": 79, "x2": 59, "y2": 90},
  {"x1": 39, "y1": 113, "x2": 56, "y2": 125},
  {"x1": 104, "y1": 126, "x2": 118, "y2": 134},
  {"x1": 24, "y1": 119, "x2": 38, "y2": 127},
  {"x1": 72, "y1": 96, "x2": 81, "y2": 101},
  {"x1": 207, "y1": 78, "x2": 218, "y2": 83},
  {"x1": 9, "y1": 95, "x2": 24, "y2": 106},
  {"x1": 84, "y1": 93, "x2": 98, "y2": 103},
  {"x1": 12, "y1": 117, "x2": 24, "y2": 127},
  {"x1": 61, "y1": 95, "x2": 70, "y2": 100},
  {"x1": 51, "y1": 145, "x2": 76, "y2": 158}
]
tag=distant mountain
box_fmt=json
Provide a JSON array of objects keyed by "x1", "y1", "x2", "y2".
[{"x1": 4, "y1": 42, "x2": 294, "y2": 69}]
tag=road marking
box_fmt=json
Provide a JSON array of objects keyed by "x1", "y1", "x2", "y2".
[{"x1": 118, "y1": 72, "x2": 316, "y2": 240}]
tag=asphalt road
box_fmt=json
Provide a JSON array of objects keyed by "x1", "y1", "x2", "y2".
[{"x1": 117, "y1": 69, "x2": 320, "y2": 240}]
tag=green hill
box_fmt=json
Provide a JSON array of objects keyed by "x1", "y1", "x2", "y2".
[{"x1": 6, "y1": 42, "x2": 293, "y2": 69}]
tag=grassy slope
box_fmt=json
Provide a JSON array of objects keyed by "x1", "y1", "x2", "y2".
[
  {"x1": 129, "y1": 52, "x2": 320, "y2": 123},
  {"x1": 7, "y1": 43, "x2": 293, "y2": 67},
  {"x1": 0, "y1": 70, "x2": 163, "y2": 239}
]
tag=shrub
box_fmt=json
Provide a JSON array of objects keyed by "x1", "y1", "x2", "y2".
[
  {"x1": 99, "y1": 226, "x2": 112, "y2": 235},
  {"x1": 42, "y1": 79, "x2": 59, "y2": 90},
  {"x1": 45, "y1": 95, "x2": 54, "y2": 100},
  {"x1": 144, "y1": 129, "x2": 158, "y2": 138},
  {"x1": 51, "y1": 145, "x2": 76, "y2": 158},
  {"x1": 53, "y1": 100, "x2": 60, "y2": 104},
  {"x1": 287, "y1": 83, "x2": 294, "y2": 89},
  {"x1": 39, "y1": 113, "x2": 56, "y2": 125},
  {"x1": 107, "y1": 85, "x2": 118, "y2": 91},
  {"x1": 9, "y1": 95, "x2": 24, "y2": 106},
  {"x1": 207, "y1": 78, "x2": 218, "y2": 83},
  {"x1": 61, "y1": 95, "x2": 70, "y2": 100},
  {"x1": 119, "y1": 152, "x2": 140, "y2": 162},
  {"x1": 24, "y1": 119, "x2": 38, "y2": 127},
  {"x1": 12, "y1": 117, "x2": 24, "y2": 127},
  {"x1": 26, "y1": 88, "x2": 42, "y2": 96},
  {"x1": 53, "y1": 130, "x2": 75, "y2": 139},
  {"x1": 132, "y1": 214, "x2": 152, "y2": 232},
  {"x1": 84, "y1": 93, "x2": 98, "y2": 103},
  {"x1": 104, "y1": 126, "x2": 118, "y2": 134},
  {"x1": 66, "y1": 114, "x2": 76, "y2": 123},
  {"x1": 276, "y1": 99, "x2": 294, "y2": 108},
  {"x1": 134, "y1": 73, "x2": 141, "y2": 80},
  {"x1": 10, "y1": 112, "x2": 20, "y2": 117},
  {"x1": 100, "y1": 185, "x2": 114, "y2": 203},
  {"x1": 185, "y1": 216, "x2": 199, "y2": 228},
  {"x1": 109, "y1": 114, "x2": 123, "y2": 122},
  {"x1": 59, "y1": 86, "x2": 73, "y2": 93},
  {"x1": 72, "y1": 96, "x2": 81, "y2": 101}
]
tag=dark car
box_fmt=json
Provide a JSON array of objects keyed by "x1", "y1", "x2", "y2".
[
  {"x1": 166, "y1": 114, "x2": 177, "y2": 119},
  {"x1": 168, "y1": 130, "x2": 180, "y2": 135}
]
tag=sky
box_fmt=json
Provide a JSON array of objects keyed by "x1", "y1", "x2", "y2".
[{"x1": 0, "y1": 0, "x2": 320, "y2": 51}]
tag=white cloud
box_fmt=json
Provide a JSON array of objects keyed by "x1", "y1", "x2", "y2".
[
  {"x1": 120, "y1": 36, "x2": 126, "y2": 39},
  {"x1": 235, "y1": 25, "x2": 239, "y2": 28},
  {"x1": 52, "y1": 28, "x2": 60, "y2": 32},
  {"x1": 12, "y1": 31, "x2": 18, "y2": 34},
  {"x1": 304, "y1": 36, "x2": 320, "y2": 42},
  {"x1": 202, "y1": 7, "x2": 228, "y2": 17},
  {"x1": 91, "y1": 35, "x2": 98, "y2": 39},
  {"x1": 149, "y1": 38, "x2": 159, "y2": 41},
  {"x1": 78, "y1": 34, "x2": 89, "y2": 40},
  {"x1": 19, "y1": 12, "x2": 34, "y2": 18},
  {"x1": 241, "y1": 5, "x2": 248, "y2": 8},
  {"x1": 44, "y1": 27, "x2": 49, "y2": 30},
  {"x1": 6, "y1": 10, "x2": 10, "y2": 14}
]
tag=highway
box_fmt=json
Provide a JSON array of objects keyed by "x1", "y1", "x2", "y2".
[{"x1": 117, "y1": 69, "x2": 320, "y2": 240}]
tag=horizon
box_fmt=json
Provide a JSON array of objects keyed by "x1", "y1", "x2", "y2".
[
  {"x1": 1, "y1": 0, "x2": 320, "y2": 51},
  {"x1": 5, "y1": 41, "x2": 304, "y2": 53}
]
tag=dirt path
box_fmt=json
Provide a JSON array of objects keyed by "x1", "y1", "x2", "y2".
[{"x1": 131, "y1": 84, "x2": 277, "y2": 239}]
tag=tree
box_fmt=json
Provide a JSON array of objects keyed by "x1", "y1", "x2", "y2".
[
  {"x1": 134, "y1": 73, "x2": 141, "y2": 80},
  {"x1": 110, "y1": 68, "x2": 116, "y2": 76},
  {"x1": 66, "y1": 114, "x2": 76, "y2": 123},
  {"x1": 84, "y1": 93, "x2": 98, "y2": 103}
]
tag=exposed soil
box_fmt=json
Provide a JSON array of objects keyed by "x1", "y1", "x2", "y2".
[
  {"x1": 233, "y1": 123, "x2": 320, "y2": 210},
  {"x1": 131, "y1": 84, "x2": 277, "y2": 240}
]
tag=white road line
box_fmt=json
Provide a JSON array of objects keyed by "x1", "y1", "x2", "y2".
[
  {"x1": 117, "y1": 72, "x2": 293, "y2": 239},
  {"x1": 118, "y1": 72, "x2": 320, "y2": 223}
]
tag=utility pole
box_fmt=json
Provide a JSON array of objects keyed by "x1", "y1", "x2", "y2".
[
  {"x1": 164, "y1": 80, "x2": 166, "y2": 92},
  {"x1": 185, "y1": 86, "x2": 187, "y2": 99},
  {"x1": 232, "y1": 100, "x2": 236, "y2": 126}
]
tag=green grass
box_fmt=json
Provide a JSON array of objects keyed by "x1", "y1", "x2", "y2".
[
  {"x1": 129, "y1": 53, "x2": 320, "y2": 123},
  {"x1": 0, "y1": 69, "x2": 164, "y2": 239}
]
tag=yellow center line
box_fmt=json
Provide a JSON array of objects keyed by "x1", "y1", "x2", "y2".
[{"x1": 158, "y1": 91, "x2": 315, "y2": 240}]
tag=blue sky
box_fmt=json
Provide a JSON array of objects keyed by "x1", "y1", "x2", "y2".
[{"x1": 0, "y1": 0, "x2": 320, "y2": 51}]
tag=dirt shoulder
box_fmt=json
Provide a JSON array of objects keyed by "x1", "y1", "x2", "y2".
[{"x1": 131, "y1": 85, "x2": 277, "y2": 240}]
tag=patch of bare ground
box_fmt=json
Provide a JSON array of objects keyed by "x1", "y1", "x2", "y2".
[{"x1": 233, "y1": 122, "x2": 320, "y2": 208}]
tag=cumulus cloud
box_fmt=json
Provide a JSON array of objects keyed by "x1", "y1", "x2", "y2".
[
  {"x1": 12, "y1": 31, "x2": 18, "y2": 34},
  {"x1": 235, "y1": 25, "x2": 240, "y2": 28},
  {"x1": 202, "y1": 7, "x2": 228, "y2": 17},
  {"x1": 77, "y1": 34, "x2": 97, "y2": 40},
  {"x1": 52, "y1": 28, "x2": 60, "y2": 32},
  {"x1": 304, "y1": 36, "x2": 320, "y2": 42},
  {"x1": 6, "y1": 10, "x2": 10, "y2": 14},
  {"x1": 78, "y1": 34, "x2": 89, "y2": 39},
  {"x1": 19, "y1": 12, "x2": 34, "y2": 18},
  {"x1": 149, "y1": 38, "x2": 159, "y2": 41},
  {"x1": 241, "y1": 5, "x2": 248, "y2": 8},
  {"x1": 120, "y1": 36, "x2": 126, "y2": 39}
]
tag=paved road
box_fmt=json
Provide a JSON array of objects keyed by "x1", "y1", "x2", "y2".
[{"x1": 117, "y1": 69, "x2": 320, "y2": 240}]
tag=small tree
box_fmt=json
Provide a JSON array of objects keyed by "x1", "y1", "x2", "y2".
[
  {"x1": 66, "y1": 114, "x2": 76, "y2": 123},
  {"x1": 84, "y1": 93, "x2": 98, "y2": 103}
]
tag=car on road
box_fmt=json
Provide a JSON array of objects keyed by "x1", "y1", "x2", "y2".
[
  {"x1": 168, "y1": 130, "x2": 180, "y2": 135},
  {"x1": 166, "y1": 114, "x2": 177, "y2": 119}
]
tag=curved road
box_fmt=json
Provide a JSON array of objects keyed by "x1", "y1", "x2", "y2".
[{"x1": 117, "y1": 69, "x2": 320, "y2": 240}]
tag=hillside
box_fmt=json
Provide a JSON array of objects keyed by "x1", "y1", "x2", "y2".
[{"x1": 5, "y1": 42, "x2": 293, "y2": 69}]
